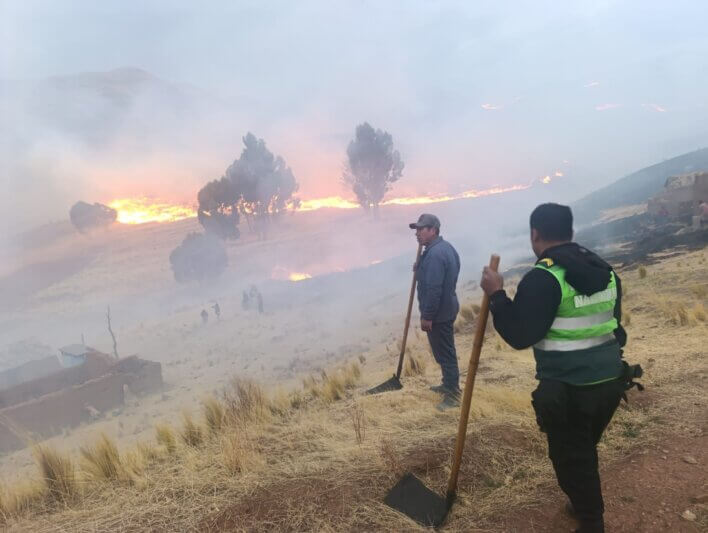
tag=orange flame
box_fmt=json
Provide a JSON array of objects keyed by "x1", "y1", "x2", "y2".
[
  {"x1": 109, "y1": 197, "x2": 196, "y2": 224},
  {"x1": 297, "y1": 196, "x2": 360, "y2": 211},
  {"x1": 109, "y1": 182, "x2": 536, "y2": 225},
  {"x1": 288, "y1": 272, "x2": 312, "y2": 281}
]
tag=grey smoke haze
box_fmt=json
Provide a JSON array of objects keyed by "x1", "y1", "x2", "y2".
[{"x1": 2, "y1": 0, "x2": 708, "y2": 234}]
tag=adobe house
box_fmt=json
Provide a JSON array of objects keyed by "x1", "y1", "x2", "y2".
[
  {"x1": 647, "y1": 171, "x2": 708, "y2": 218},
  {"x1": 0, "y1": 346, "x2": 162, "y2": 453}
]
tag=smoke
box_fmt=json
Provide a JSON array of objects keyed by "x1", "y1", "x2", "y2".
[{"x1": 2, "y1": 1, "x2": 708, "y2": 240}]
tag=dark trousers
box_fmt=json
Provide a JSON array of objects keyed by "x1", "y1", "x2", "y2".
[
  {"x1": 426, "y1": 320, "x2": 459, "y2": 391},
  {"x1": 532, "y1": 379, "x2": 623, "y2": 532}
]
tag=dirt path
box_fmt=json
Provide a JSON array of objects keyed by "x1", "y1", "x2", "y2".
[{"x1": 501, "y1": 435, "x2": 707, "y2": 532}]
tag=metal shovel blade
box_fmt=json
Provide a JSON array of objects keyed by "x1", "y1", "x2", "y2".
[
  {"x1": 365, "y1": 374, "x2": 403, "y2": 395},
  {"x1": 383, "y1": 473, "x2": 450, "y2": 527}
]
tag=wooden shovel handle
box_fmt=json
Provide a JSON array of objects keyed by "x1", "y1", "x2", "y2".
[
  {"x1": 395, "y1": 244, "x2": 424, "y2": 379},
  {"x1": 446, "y1": 254, "x2": 500, "y2": 501}
]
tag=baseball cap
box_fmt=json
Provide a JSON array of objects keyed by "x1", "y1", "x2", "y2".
[{"x1": 408, "y1": 213, "x2": 441, "y2": 230}]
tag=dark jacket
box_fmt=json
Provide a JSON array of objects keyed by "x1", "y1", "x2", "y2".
[
  {"x1": 416, "y1": 236, "x2": 461, "y2": 323},
  {"x1": 489, "y1": 242, "x2": 625, "y2": 384}
]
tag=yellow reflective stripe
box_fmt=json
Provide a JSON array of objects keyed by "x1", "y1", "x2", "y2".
[
  {"x1": 534, "y1": 333, "x2": 615, "y2": 352},
  {"x1": 550, "y1": 310, "x2": 615, "y2": 330}
]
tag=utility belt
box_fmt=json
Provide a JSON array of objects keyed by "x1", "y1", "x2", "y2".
[{"x1": 619, "y1": 359, "x2": 644, "y2": 403}]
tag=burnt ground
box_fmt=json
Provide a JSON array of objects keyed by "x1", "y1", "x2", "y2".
[{"x1": 576, "y1": 213, "x2": 707, "y2": 268}]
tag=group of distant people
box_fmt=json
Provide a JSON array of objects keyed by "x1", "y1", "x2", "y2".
[
  {"x1": 242, "y1": 285, "x2": 264, "y2": 314},
  {"x1": 200, "y1": 302, "x2": 221, "y2": 324},
  {"x1": 199, "y1": 285, "x2": 265, "y2": 324}
]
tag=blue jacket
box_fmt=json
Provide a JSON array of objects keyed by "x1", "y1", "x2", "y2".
[{"x1": 416, "y1": 236, "x2": 460, "y2": 323}]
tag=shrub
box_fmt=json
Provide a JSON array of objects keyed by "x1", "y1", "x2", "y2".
[{"x1": 169, "y1": 232, "x2": 228, "y2": 283}]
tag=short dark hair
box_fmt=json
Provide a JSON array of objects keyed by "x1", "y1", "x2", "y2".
[{"x1": 530, "y1": 203, "x2": 573, "y2": 241}]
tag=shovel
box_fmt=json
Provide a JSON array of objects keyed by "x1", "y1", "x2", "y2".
[
  {"x1": 366, "y1": 243, "x2": 424, "y2": 394},
  {"x1": 383, "y1": 254, "x2": 500, "y2": 527}
]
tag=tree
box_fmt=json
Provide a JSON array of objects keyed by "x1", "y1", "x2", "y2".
[
  {"x1": 343, "y1": 122, "x2": 404, "y2": 217},
  {"x1": 169, "y1": 233, "x2": 228, "y2": 283},
  {"x1": 226, "y1": 133, "x2": 299, "y2": 239},
  {"x1": 69, "y1": 201, "x2": 117, "y2": 232},
  {"x1": 197, "y1": 177, "x2": 240, "y2": 240},
  {"x1": 197, "y1": 133, "x2": 299, "y2": 240}
]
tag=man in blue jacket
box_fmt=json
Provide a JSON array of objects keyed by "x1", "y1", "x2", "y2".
[{"x1": 409, "y1": 214, "x2": 461, "y2": 409}]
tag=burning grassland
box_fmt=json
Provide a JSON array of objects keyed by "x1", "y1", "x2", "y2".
[{"x1": 1, "y1": 248, "x2": 705, "y2": 532}]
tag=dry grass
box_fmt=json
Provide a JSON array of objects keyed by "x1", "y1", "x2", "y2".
[
  {"x1": 4, "y1": 248, "x2": 707, "y2": 532},
  {"x1": 349, "y1": 402, "x2": 366, "y2": 445},
  {"x1": 302, "y1": 361, "x2": 362, "y2": 403},
  {"x1": 80, "y1": 433, "x2": 124, "y2": 482},
  {"x1": 155, "y1": 423, "x2": 177, "y2": 455},
  {"x1": 459, "y1": 304, "x2": 476, "y2": 323},
  {"x1": 223, "y1": 379, "x2": 272, "y2": 423},
  {"x1": 220, "y1": 433, "x2": 256, "y2": 474},
  {"x1": 0, "y1": 481, "x2": 44, "y2": 520},
  {"x1": 202, "y1": 396, "x2": 226, "y2": 436},
  {"x1": 638, "y1": 265, "x2": 647, "y2": 279},
  {"x1": 32, "y1": 445, "x2": 76, "y2": 504},
  {"x1": 691, "y1": 284, "x2": 707, "y2": 299},
  {"x1": 403, "y1": 352, "x2": 425, "y2": 376},
  {"x1": 179, "y1": 411, "x2": 204, "y2": 448}
]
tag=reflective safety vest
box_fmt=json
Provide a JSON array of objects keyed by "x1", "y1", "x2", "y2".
[{"x1": 534, "y1": 258, "x2": 618, "y2": 352}]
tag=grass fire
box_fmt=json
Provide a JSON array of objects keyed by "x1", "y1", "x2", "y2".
[{"x1": 1, "y1": 3, "x2": 707, "y2": 533}]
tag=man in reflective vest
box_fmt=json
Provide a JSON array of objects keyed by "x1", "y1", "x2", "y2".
[{"x1": 480, "y1": 203, "x2": 627, "y2": 533}]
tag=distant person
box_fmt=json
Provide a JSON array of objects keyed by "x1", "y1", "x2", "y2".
[
  {"x1": 250, "y1": 285, "x2": 264, "y2": 314},
  {"x1": 480, "y1": 203, "x2": 642, "y2": 533},
  {"x1": 242, "y1": 291, "x2": 250, "y2": 310},
  {"x1": 212, "y1": 302, "x2": 221, "y2": 320},
  {"x1": 409, "y1": 213, "x2": 461, "y2": 410},
  {"x1": 200, "y1": 309, "x2": 208, "y2": 325}
]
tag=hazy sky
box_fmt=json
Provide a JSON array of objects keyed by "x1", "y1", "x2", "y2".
[{"x1": 1, "y1": 0, "x2": 708, "y2": 227}]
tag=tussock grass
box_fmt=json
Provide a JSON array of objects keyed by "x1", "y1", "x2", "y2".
[
  {"x1": 342, "y1": 361, "x2": 361, "y2": 388},
  {"x1": 302, "y1": 361, "x2": 362, "y2": 403},
  {"x1": 403, "y1": 352, "x2": 425, "y2": 377},
  {"x1": 179, "y1": 411, "x2": 204, "y2": 448},
  {"x1": 638, "y1": 265, "x2": 647, "y2": 279},
  {"x1": 693, "y1": 303, "x2": 706, "y2": 322},
  {"x1": 459, "y1": 304, "x2": 476, "y2": 323},
  {"x1": 0, "y1": 481, "x2": 44, "y2": 520},
  {"x1": 32, "y1": 445, "x2": 76, "y2": 504},
  {"x1": 202, "y1": 396, "x2": 226, "y2": 436},
  {"x1": 223, "y1": 379, "x2": 271, "y2": 422},
  {"x1": 220, "y1": 433, "x2": 257, "y2": 474},
  {"x1": 80, "y1": 433, "x2": 124, "y2": 482},
  {"x1": 155, "y1": 423, "x2": 177, "y2": 454}
]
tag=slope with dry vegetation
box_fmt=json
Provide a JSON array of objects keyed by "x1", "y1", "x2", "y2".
[{"x1": 2, "y1": 248, "x2": 706, "y2": 532}]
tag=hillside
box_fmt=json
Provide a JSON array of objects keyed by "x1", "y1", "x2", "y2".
[
  {"x1": 573, "y1": 147, "x2": 708, "y2": 224},
  {"x1": 1, "y1": 248, "x2": 705, "y2": 532}
]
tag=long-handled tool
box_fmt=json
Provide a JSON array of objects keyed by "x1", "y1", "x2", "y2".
[
  {"x1": 383, "y1": 254, "x2": 500, "y2": 526},
  {"x1": 366, "y1": 243, "x2": 424, "y2": 395}
]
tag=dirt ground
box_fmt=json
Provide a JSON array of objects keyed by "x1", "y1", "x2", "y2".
[{"x1": 501, "y1": 427, "x2": 707, "y2": 533}]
